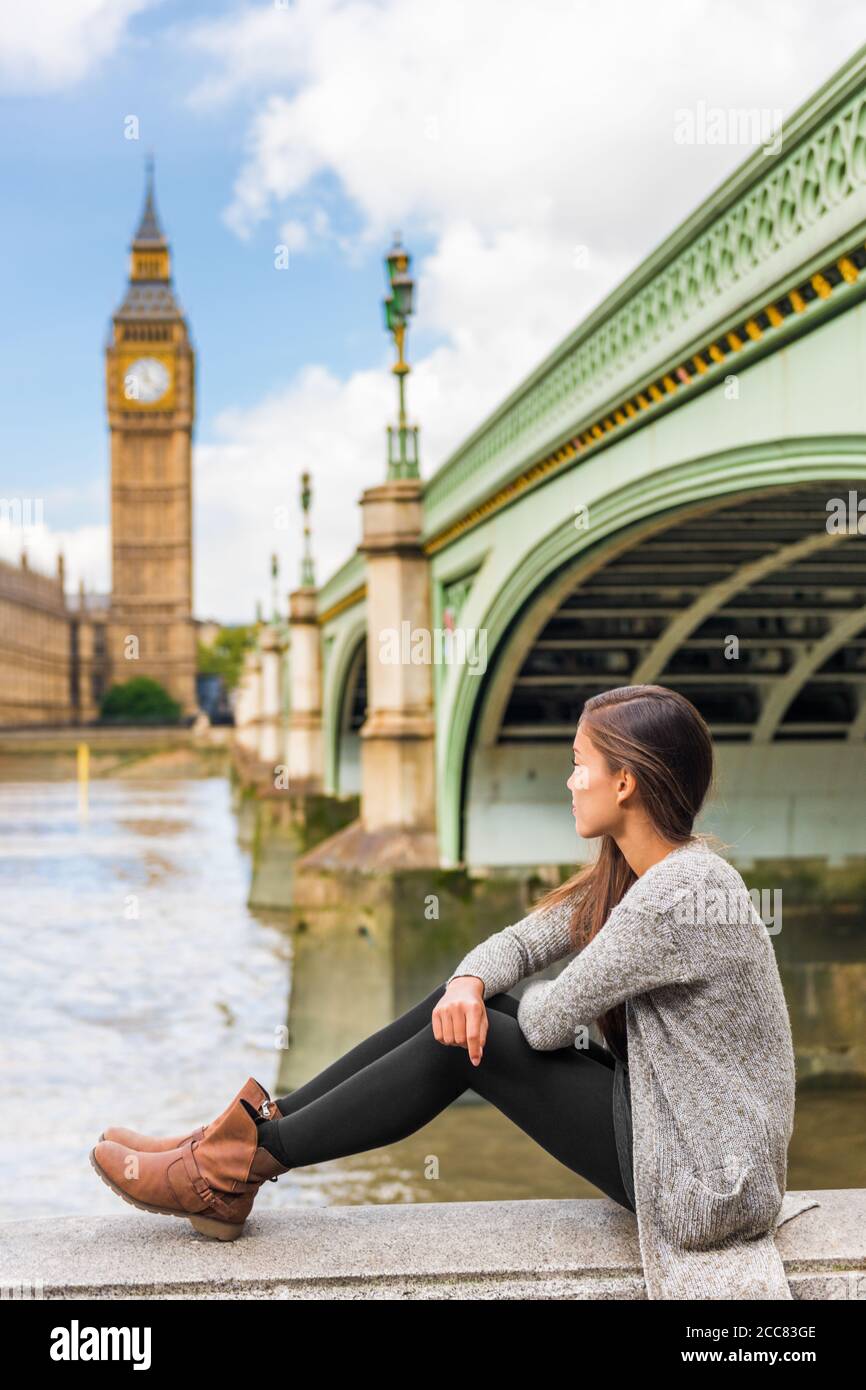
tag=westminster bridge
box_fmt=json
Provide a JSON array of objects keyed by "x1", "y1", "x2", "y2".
[{"x1": 232, "y1": 49, "x2": 866, "y2": 1091}]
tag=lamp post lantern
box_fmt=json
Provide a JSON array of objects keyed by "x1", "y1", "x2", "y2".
[{"x1": 382, "y1": 233, "x2": 419, "y2": 479}]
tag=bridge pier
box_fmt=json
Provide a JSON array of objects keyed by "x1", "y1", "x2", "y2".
[
  {"x1": 284, "y1": 585, "x2": 324, "y2": 791},
  {"x1": 276, "y1": 857, "x2": 544, "y2": 1093},
  {"x1": 280, "y1": 474, "x2": 441, "y2": 866},
  {"x1": 247, "y1": 788, "x2": 360, "y2": 912},
  {"x1": 232, "y1": 645, "x2": 262, "y2": 760},
  {"x1": 355, "y1": 476, "x2": 438, "y2": 842},
  {"x1": 257, "y1": 624, "x2": 285, "y2": 768},
  {"x1": 236, "y1": 592, "x2": 361, "y2": 910}
]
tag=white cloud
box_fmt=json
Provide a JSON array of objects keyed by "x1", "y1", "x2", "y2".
[
  {"x1": 0, "y1": 0, "x2": 151, "y2": 90},
  {"x1": 190, "y1": 0, "x2": 861, "y2": 251},
  {"x1": 0, "y1": 520, "x2": 108, "y2": 598},
  {"x1": 194, "y1": 364, "x2": 392, "y2": 622},
  {"x1": 278, "y1": 218, "x2": 310, "y2": 253}
]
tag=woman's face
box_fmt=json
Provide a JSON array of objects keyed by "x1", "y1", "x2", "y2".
[{"x1": 567, "y1": 720, "x2": 627, "y2": 839}]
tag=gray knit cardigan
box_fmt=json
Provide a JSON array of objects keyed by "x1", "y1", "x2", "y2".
[{"x1": 446, "y1": 838, "x2": 820, "y2": 1300}]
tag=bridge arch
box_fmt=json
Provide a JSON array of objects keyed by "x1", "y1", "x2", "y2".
[
  {"x1": 437, "y1": 438, "x2": 866, "y2": 866},
  {"x1": 322, "y1": 619, "x2": 367, "y2": 795}
]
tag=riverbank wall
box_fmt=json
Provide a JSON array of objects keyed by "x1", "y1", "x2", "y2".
[{"x1": 0, "y1": 725, "x2": 231, "y2": 780}]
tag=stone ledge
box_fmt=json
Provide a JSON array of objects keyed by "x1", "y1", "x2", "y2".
[{"x1": 2, "y1": 1191, "x2": 862, "y2": 1300}]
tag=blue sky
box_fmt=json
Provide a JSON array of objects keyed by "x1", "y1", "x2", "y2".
[{"x1": 1, "y1": 0, "x2": 864, "y2": 621}]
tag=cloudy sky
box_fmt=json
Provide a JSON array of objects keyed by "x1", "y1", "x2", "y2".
[{"x1": 1, "y1": 0, "x2": 864, "y2": 622}]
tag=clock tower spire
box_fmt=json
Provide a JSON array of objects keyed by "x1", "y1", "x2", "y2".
[{"x1": 105, "y1": 156, "x2": 198, "y2": 717}]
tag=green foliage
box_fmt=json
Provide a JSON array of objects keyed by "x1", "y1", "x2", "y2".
[
  {"x1": 196, "y1": 625, "x2": 257, "y2": 690},
  {"x1": 100, "y1": 676, "x2": 182, "y2": 724}
]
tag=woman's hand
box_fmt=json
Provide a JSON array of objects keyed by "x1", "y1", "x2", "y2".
[{"x1": 432, "y1": 977, "x2": 488, "y2": 1066}]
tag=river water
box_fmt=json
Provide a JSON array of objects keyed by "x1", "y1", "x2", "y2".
[{"x1": 0, "y1": 777, "x2": 860, "y2": 1222}]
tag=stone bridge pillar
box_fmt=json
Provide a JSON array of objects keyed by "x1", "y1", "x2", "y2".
[
  {"x1": 234, "y1": 646, "x2": 262, "y2": 755},
  {"x1": 257, "y1": 625, "x2": 285, "y2": 770},
  {"x1": 357, "y1": 477, "x2": 437, "y2": 836},
  {"x1": 286, "y1": 586, "x2": 323, "y2": 791}
]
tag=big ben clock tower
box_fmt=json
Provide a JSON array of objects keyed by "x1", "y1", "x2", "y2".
[{"x1": 105, "y1": 156, "x2": 198, "y2": 716}]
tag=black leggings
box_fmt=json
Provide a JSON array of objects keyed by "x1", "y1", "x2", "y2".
[{"x1": 260, "y1": 981, "x2": 635, "y2": 1212}]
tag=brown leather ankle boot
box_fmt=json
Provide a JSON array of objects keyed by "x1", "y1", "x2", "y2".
[
  {"x1": 90, "y1": 1084, "x2": 289, "y2": 1240},
  {"x1": 98, "y1": 1077, "x2": 279, "y2": 1152}
]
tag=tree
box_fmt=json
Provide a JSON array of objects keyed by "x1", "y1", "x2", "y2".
[
  {"x1": 196, "y1": 624, "x2": 257, "y2": 691},
  {"x1": 100, "y1": 676, "x2": 182, "y2": 724}
]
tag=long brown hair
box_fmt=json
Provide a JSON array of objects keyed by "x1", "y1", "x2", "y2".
[{"x1": 530, "y1": 685, "x2": 717, "y2": 1063}]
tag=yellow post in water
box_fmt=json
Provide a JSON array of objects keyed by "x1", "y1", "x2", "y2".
[{"x1": 77, "y1": 742, "x2": 89, "y2": 820}]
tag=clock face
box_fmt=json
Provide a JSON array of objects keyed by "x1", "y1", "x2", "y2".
[{"x1": 124, "y1": 356, "x2": 171, "y2": 405}]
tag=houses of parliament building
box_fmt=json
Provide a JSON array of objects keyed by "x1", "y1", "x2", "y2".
[{"x1": 0, "y1": 163, "x2": 200, "y2": 727}]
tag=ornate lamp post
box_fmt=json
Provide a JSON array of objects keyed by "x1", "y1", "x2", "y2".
[
  {"x1": 299, "y1": 470, "x2": 315, "y2": 586},
  {"x1": 382, "y1": 234, "x2": 419, "y2": 479},
  {"x1": 270, "y1": 551, "x2": 280, "y2": 621}
]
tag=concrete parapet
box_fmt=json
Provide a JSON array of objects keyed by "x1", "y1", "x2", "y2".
[{"x1": 2, "y1": 1190, "x2": 861, "y2": 1300}]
